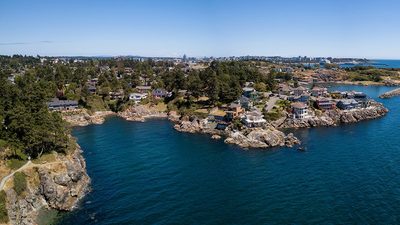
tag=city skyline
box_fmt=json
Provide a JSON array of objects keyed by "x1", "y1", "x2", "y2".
[{"x1": 1, "y1": 0, "x2": 400, "y2": 59}]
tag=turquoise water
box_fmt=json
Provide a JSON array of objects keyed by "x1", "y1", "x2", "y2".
[{"x1": 60, "y1": 85, "x2": 400, "y2": 225}]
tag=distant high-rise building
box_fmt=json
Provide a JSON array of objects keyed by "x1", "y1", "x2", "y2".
[{"x1": 182, "y1": 54, "x2": 187, "y2": 62}]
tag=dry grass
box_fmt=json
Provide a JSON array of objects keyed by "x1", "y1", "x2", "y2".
[
  {"x1": 32, "y1": 152, "x2": 58, "y2": 164},
  {"x1": 194, "y1": 108, "x2": 209, "y2": 114}
]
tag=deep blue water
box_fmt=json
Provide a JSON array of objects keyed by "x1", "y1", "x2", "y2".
[
  {"x1": 340, "y1": 59, "x2": 400, "y2": 69},
  {"x1": 60, "y1": 85, "x2": 400, "y2": 225}
]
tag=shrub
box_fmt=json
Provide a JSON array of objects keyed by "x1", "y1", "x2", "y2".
[
  {"x1": 6, "y1": 159, "x2": 26, "y2": 170},
  {"x1": 0, "y1": 191, "x2": 8, "y2": 223},
  {"x1": 13, "y1": 172, "x2": 27, "y2": 196}
]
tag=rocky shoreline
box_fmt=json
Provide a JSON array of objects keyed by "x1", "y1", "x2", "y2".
[
  {"x1": 173, "y1": 116, "x2": 300, "y2": 149},
  {"x1": 62, "y1": 109, "x2": 115, "y2": 127},
  {"x1": 275, "y1": 102, "x2": 388, "y2": 129},
  {"x1": 118, "y1": 105, "x2": 167, "y2": 122},
  {"x1": 172, "y1": 102, "x2": 388, "y2": 149},
  {"x1": 379, "y1": 88, "x2": 400, "y2": 99},
  {"x1": 4, "y1": 144, "x2": 90, "y2": 225}
]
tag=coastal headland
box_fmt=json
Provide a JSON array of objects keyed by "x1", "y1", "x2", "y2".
[{"x1": 0, "y1": 55, "x2": 397, "y2": 224}]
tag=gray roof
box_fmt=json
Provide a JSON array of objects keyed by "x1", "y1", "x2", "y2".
[{"x1": 47, "y1": 99, "x2": 78, "y2": 107}]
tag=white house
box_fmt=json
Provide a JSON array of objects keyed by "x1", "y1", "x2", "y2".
[
  {"x1": 242, "y1": 110, "x2": 266, "y2": 127},
  {"x1": 129, "y1": 93, "x2": 147, "y2": 103},
  {"x1": 291, "y1": 102, "x2": 309, "y2": 119}
]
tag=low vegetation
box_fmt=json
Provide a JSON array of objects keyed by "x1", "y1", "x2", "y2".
[
  {"x1": 13, "y1": 172, "x2": 27, "y2": 196},
  {"x1": 344, "y1": 66, "x2": 398, "y2": 82},
  {"x1": 0, "y1": 191, "x2": 8, "y2": 223}
]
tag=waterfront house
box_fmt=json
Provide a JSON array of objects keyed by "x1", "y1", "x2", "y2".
[
  {"x1": 316, "y1": 98, "x2": 335, "y2": 110},
  {"x1": 291, "y1": 102, "x2": 309, "y2": 119},
  {"x1": 47, "y1": 98, "x2": 78, "y2": 111},
  {"x1": 242, "y1": 87, "x2": 258, "y2": 100},
  {"x1": 243, "y1": 87, "x2": 255, "y2": 96},
  {"x1": 288, "y1": 94, "x2": 310, "y2": 103},
  {"x1": 109, "y1": 90, "x2": 124, "y2": 100},
  {"x1": 353, "y1": 91, "x2": 367, "y2": 99},
  {"x1": 225, "y1": 102, "x2": 244, "y2": 121},
  {"x1": 152, "y1": 88, "x2": 170, "y2": 98},
  {"x1": 336, "y1": 99, "x2": 360, "y2": 110},
  {"x1": 129, "y1": 93, "x2": 147, "y2": 103},
  {"x1": 297, "y1": 94, "x2": 310, "y2": 103},
  {"x1": 311, "y1": 87, "x2": 328, "y2": 97},
  {"x1": 352, "y1": 91, "x2": 370, "y2": 107},
  {"x1": 242, "y1": 110, "x2": 266, "y2": 127},
  {"x1": 293, "y1": 86, "x2": 307, "y2": 96},
  {"x1": 239, "y1": 96, "x2": 253, "y2": 110},
  {"x1": 278, "y1": 84, "x2": 292, "y2": 96},
  {"x1": 136, "y1": 86, "x2": 152, "y2": 94}
]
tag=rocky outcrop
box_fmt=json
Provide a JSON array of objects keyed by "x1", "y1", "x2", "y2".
[
  {"x1": 224, "y1": 127, "x2": 300, "y2": 149},
  {"x1": 173, "y1": 117, "x2": 300, "y2": 149},
  {"x1": 211, "y1": 135, "x2": 221, "y2": 140},
  {"x1": 167, "y1": 111, "x2": 181, "y2": 122},
  {"x1": 278, "y1": 102, "x2": 388, "y2": 129},
  {"x1": 118, "y1": 105, "x2": 167, "y2": 122},
  {"x1": 173, "y1": 117, "x2": 223, "y2": 135},
  {"x1": 62, "y1": 109, "x2": 114, "y2": 127},
  {"x1": 379, "y1": 88, "x2": 400, "y2": 98},
  {"x1": 4, "y1": 145, "x2": 90, "y2": 225}
]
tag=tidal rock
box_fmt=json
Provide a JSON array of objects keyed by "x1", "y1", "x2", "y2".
[
  {"x1": 224, "y1": 127, "x2": 300, "y2": 149},
  {"x1": 211, "y1": 134, "x2": 222, "y2": 140}
]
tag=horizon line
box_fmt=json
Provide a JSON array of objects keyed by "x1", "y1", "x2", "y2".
[{"x1": 2, "y1": 54, "x2": 399, "y2": 60}]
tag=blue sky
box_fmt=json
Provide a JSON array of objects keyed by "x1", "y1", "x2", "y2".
[{"x1": 1, "y1": 0, "x2": 399, "y2": 58}]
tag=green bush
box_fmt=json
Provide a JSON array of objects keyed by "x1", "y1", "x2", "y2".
[
  {"x1": 13, "y1": 172, "x2": 27, "y2": 196},
  {"x1": 0, "y1": 191, "x2": 8, "y2": 223},
  {"x1": 264, "y1": 108, "x2": 283, "y2": 121},
  {"x1": 6, "y1": 159, "x2": 26, "y2": 170}
]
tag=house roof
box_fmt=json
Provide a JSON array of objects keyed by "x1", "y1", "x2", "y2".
[
  {"x1": 136, "y1": 86, "x2": 152, "y2": 90},
  {"x1": 210, "y1": 110, "x2": 227, "y2": 117},
  {"x1": 242, "y1": 87, "x2": 255, "y2": 92},
  {"x1": 293, "y1": 86, "x2": 307, "y2": 91},
  {"x1": 338, "y1": 99, "x2": 358, "y2": 104},
  {"x1": 246, "y1": 110, "x2": 262, "y2": 117},
  {"x1": 229, "y1": 102, "x2": 241, "y2": 109},
  {"x1": 291, "y1": 102, "x2": 307, "y2": 109},
  {"x1": 47, "y1": 99, "x2": 78, "y2": 107}
]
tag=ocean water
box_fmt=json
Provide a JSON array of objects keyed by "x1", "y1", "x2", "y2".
[
  {"x1": 340, "y1": 59, "x2": 400, "y2": 69},
  {"x1": 59, "y1": 85, "x2": 400, "y2": 225}
]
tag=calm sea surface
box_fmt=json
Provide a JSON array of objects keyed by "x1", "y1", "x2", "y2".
[
  {"x1": 340, "y1": 59, "x2": 400, "y2": 69},
  {"x1": 59, "y1": 85, "x2": 400, "y2": 225}
]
